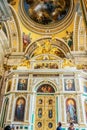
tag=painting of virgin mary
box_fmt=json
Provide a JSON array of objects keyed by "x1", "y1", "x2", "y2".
[
  {"x1": 66, "y1": 98, "x2": 77, "y2": 123},
  {"x1": 14, "y1": 98, "x2": 25, "y2": 121}
]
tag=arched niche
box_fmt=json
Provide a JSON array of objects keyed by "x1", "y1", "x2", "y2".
[
  {"x1": 25, "y1": 37, "x2": 72, "y2": 59},
  {"x1": 14, "y1": 97, "x2": 26, "y2": 122},
  {"x1": 66, "y1": 98, "x2": 77, "y2": 123},
  {"x1": 37, "y1": 84, "x2": 55, "y2": 93},
  {"x1": 34, "y1": 80, "x2": 57, "y2": 93}
]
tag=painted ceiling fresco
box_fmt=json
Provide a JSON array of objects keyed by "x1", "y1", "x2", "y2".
[{"x1": 24, "y1": 0, "x2": 70, "y2": 25}]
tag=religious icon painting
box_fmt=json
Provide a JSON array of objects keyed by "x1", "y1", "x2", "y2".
[
  {"x1": 48, "y1": 99, "x2": 53, "y2": 105},
  {"x1": 48, "y1": 122, "x2": 53, "y2": 128},
  {"x1": 14, "y1": 97, "x2": 25, "y2": 121},
  {"x1": 64, "y1": 79, "x2": 75, "y2": 91},
  {"x1": 38, "y1": 99, "x2": 43, "y2": 104},
  {"x1": 84, "y1": 100, "x2": 87, "y2": 122},
  {"x1": 82, "y1": 80, "x2": 87, "y2": 93},
  {"x1": 17, "y1": 79, "x2": 28, "y2": 90},
  {"x1": 48, "y1": 109, "x2": 53, "y2": 118},
  {"x1": 37, "y1": 122, "x2": 42, "y2": 128},
  {"x1": 66, "y1": 98, "x2": 77, "y2": 123},
  {"x1": 22, "y1": 32, "x2": 32, "y2": 51},
  {"x1": 37, "y1": 84, "x2": 55, "y2": 93},
  {"x1": 38, "y1": 108, "x2": 42, "y2": 118}
]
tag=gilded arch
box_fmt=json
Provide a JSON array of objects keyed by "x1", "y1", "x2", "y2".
[
  {"x1": 25, "y1": 37, "x2": 72, "y2": 59},
  {"x1": 34, "y1": 80, "x2": 57, "y2": 93}
]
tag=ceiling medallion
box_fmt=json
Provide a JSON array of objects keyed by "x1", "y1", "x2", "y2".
[{"x1": 19, "y1": 0, "x2": 75, "y2": 34}]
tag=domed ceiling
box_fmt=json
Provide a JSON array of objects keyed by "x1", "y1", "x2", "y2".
[
  {"x1": 25, "y1": 0, "x2": 70, "y2": 25},
  {"x1": 19, "y1": 0, "x2": 75, "y2": 34}
]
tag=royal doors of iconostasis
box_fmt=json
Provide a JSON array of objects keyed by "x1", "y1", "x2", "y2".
[{"x1": 35, "y1": 84, "x2": 56, "y2": 130}]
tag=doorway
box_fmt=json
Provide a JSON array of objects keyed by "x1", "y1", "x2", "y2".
[{"x1": 35, "y1": 95, "x2": 56, "y2": 130}]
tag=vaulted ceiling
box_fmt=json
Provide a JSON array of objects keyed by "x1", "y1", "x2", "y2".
[{"x1": 0, "y1": 0, "x2": 86, "y2": 66}]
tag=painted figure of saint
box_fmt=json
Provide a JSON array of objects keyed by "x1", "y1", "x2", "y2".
[
  {"x1": 65, "y1": 79, "x2": 75, "y2": 91},
  {"x1": 84, "y1": 101, "x2": 87, "y2": 122},
  {"x1": 14, "y1": 98, "x2": 25, "y2": 121},
  {"x1": 38, "y1": 108, "x2": 42, "y2": 118},
  {"x1": 37, "y1": 122, "x2": 42, "y2": 128},
  {"x1": 17, "y1": 79, "x2": 28, "y2": 90},
  {"x1": 67, "y1": 102, "x2": 75, "y2": 119},
  {"x1": 37, "y1": 84, "x2": 55, "y2": 93},
  {"x1": 83, "y1": 81, "x2": 87, "y2": 93},
  {"x1": 66, "y1": 99, "x2": 77, "y2": 123},
  {"x1": 22, "y1": 32, "x2": 32, "y2": 51},
  {"x1": 48, "y1": 110, "x2": 53, "y2": 118},
  {"x1": 84, "y1": 85, "x2": 87, "y2": 93},
  {"x1": 49, "y1": 99, "x2": 53, "y2": 104},
  {"x1": 38, "y1": 99, "x2": 43, "y2": 104}
]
